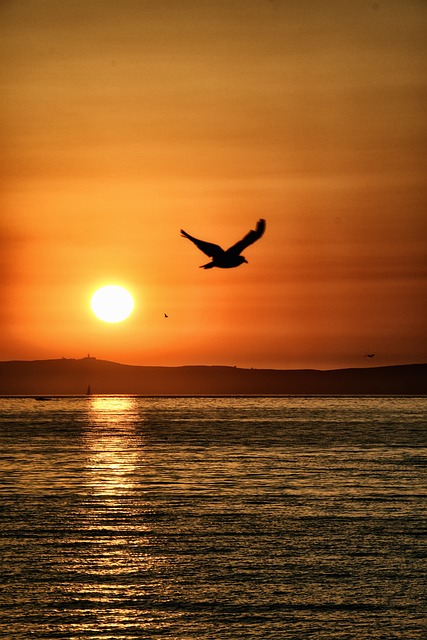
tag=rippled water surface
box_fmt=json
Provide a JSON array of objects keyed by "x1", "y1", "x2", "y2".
[{"x1": 1, "y1": 396, "x2": 426, "y2": 639}]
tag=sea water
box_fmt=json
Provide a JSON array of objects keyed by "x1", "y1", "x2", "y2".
[{"x1": 0, "y1": 396, "x2": 425, "y2": 639}]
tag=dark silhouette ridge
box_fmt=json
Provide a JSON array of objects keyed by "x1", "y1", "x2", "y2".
[
  {"x1": 181, "y1": 218, "x2": 266, "y2": 269},
  {"x1": 0, "y1": 358, "x2": 425, "y2": 395}
]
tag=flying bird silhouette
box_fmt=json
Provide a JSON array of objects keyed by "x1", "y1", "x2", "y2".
[
  {"x1": 180, "y1": 219, "x2": 266, "y2": 269},
  {"x1": 364, "y1": 354, "x2": 375, "y2": 358}
]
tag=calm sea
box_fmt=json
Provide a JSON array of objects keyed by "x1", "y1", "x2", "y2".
[{"x1": 0, "y1": 396, "x2": 425, "y2": 639}]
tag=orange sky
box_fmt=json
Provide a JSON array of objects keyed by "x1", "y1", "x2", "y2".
[{"x1": 1, "y1": 0, "x2": 426, "y2": 370}]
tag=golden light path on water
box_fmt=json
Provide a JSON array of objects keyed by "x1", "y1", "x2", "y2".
[
  {"x1": 86, "y1": 396, "x2": 141, "y2": 496},
  {"x1": 78, "y1": 396, "x2": 165, "y2": 636}
]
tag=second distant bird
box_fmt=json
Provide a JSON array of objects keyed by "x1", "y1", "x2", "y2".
[{"x1": 181, "y1": 219, "x2": 266, "y2": 269}]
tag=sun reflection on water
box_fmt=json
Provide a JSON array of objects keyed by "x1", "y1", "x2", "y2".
[
  {"x1": 79, "y1": 395, "x2": 164, "y2": 632},
  {"x1": 88, "y1": 395, "x2": 139, "y2": 425},
  {"x1": 85, "y1": 395, "x2": 143, "y2": 497}
]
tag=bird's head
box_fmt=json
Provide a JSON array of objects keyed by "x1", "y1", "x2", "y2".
[{"x1": 240, "y1": 256, "x2": 248, "y2": 265}]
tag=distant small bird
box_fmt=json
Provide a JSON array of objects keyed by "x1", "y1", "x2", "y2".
[
  {"x1": 164, "y1": 313, "x2": 168, "y2": 318},
  {"x1": 364, "y1": 354, "x2": 375, "y2": 358},
  {"x1": 181, "y1": 219, "x2": 266, "y2": 269}
]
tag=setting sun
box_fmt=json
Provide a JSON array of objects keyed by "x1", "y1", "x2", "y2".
[{"x1": 90, "y1": 285, "x2": 134, "y2": 323}]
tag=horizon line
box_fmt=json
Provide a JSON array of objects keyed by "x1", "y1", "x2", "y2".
[{"x1": 0, "y1": 356, "x2": 426, "y2": 373}]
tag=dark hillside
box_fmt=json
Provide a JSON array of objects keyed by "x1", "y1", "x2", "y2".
[{"x1": 0, "y1": 358, "x2": 425, "y2": 395}]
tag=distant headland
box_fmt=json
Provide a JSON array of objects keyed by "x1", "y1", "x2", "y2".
[{"x1": 0, "y1": 358, "x2": 425, "y2": 395}]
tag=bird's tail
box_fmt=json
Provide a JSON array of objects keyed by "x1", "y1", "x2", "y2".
[{"x1": 200, "y1": 262, "x2": 214, "y2": 269}]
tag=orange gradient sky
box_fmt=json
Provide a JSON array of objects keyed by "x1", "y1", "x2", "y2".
[{"x1": 1, "y1": 0, "x2": 426, "y2": 369}]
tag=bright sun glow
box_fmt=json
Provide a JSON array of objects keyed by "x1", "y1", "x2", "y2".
[{"x1": 90, "y1": 285, "x2": 134, "y2": 323}]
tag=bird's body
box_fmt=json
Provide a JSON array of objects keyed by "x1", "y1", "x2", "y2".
[{"x1": 180, "y1": 219, "x2": 266, "y2": 269}]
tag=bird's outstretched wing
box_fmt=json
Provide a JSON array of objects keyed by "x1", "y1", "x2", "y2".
[
  {"x1": 180, "y1": 229, "x2": 225, "y2": 259},
  {"x1": 226, "y1": 219, "x2": 266, "y2": 256}
]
